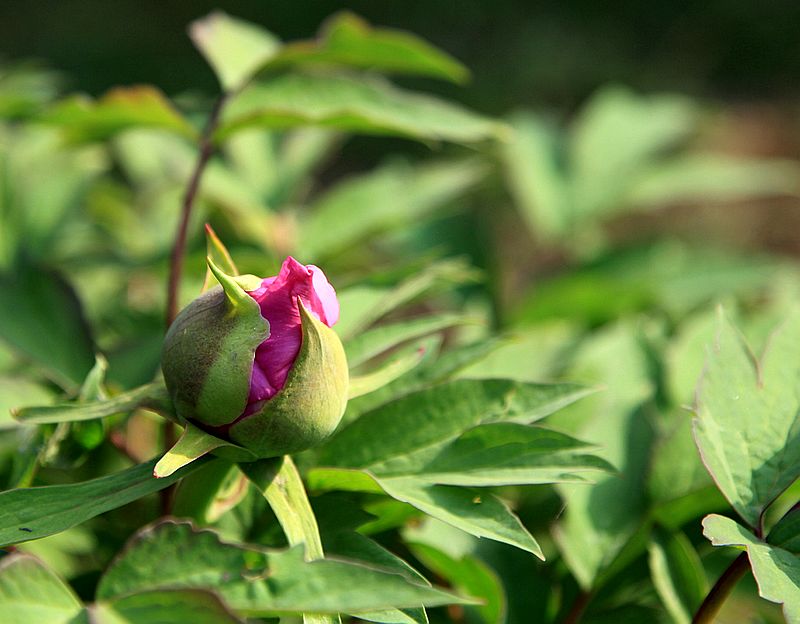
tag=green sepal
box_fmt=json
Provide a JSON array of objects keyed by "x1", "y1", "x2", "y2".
[
  {"x1": 228, "y1": 301, "x2": 349, "y2": 457},
  {"x1": 161, "y1": 258, "x2": 269, "y2": 427},
  {"x1": 154, "y1": 423, "x2": 229, "y2": 478}
]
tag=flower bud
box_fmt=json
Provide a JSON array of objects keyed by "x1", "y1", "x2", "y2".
[{"x1": 161, "y1": 257, "x2": 348, "y2": 458}]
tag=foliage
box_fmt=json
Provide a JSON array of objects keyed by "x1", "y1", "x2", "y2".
[{"x1": 1, "y1": 9, "x2": 800, "y2": 624}]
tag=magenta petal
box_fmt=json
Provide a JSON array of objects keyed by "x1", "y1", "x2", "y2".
[{"x1": 244, "y1": 257, "x2": 339, "y2": 407}]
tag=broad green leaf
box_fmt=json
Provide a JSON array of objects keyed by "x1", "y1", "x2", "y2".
[
  {"x1": 299, "y1": 160, "x2": 485, "y2": 259},
  {"x1": 503, "y1": 112, "x2": 570, "y2": 240},
  {"x1": 367, "y1": 422, "x2": 612, "y2": 486},
  {"x1": 97, "y1": 521, "x2": 467, "y2": 614},
  {"x1": 93, "y1": 589, "x2": 240, "y2": 624},
  {"x1": 348, "y1": 344, "x2": 427, "y2": 399},
  {"x1": 694, "y1": 308, "x2": 800, "y2": 528},
  {"x1": 569, "y1": 86, "x2": 696, "y2": 218},
  {"x1": 703, "y1": 514, "x2": 800, "y2": 622},
  {"x1": 0, "y1": 266, "x2": 95, "y2": 391},
  {"x1": 551, "y1": 323, "x2": 655, "y2": 590},
  {"x1": 407, "y1": 541, "x2": 505, "y2": 624},
  {"x1": 0, "y1": 554, "x2": 86, "y2": 624},
  {"x1": 376, "y1": 477, "x2": 542, "y2": 558},
  {"x1": 257, "y1": 12, "x2": 468, "y2": 83},
  {"x1": 319, "y1": 379, "x2": 594, "y2": 470},
  {"x1": 346, "y1": 313, "x2": 470, "y2": 369},
  {"x1": 14, "y1": 381, "x2": 169, "y2": 425},
  {"x1": 648, "y1": 529, "x2": 707, "y2": 624},
  {"x1": 0, "y1": 457, "x2": 213, "y2": 547},
  {"x1": 42, "y1": 86, "x2": 196, "y2": 141},
  {"x1": 626, "y1": 154, "x2": 800, "y2": 207},
  {"x1": 216, "y1": 74, "x2": 507, "y2": 143},
  {"x1": 189, "y1": 11, "x2": 280, "y2": 92}
]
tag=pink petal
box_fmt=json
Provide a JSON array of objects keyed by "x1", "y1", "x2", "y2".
[{"x1": 245, "y1": 257, "x2": 339, "y2": 408}]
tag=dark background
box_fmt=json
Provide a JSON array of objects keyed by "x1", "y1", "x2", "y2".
[{"x1": 2, "y1": 0, "x2": 800, "y2": 113}]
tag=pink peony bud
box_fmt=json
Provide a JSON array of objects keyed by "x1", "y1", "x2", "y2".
[{"x1": 161, "y1": 256, "x2": 348, "y2": 458}]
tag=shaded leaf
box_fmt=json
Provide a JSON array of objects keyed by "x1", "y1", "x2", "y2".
[
  {"x1": 93, "y1": 589, "x2": 242, "y2": 624},
  {"x1": 648, "y1": 528, "x2": 707, "y2": 624}
]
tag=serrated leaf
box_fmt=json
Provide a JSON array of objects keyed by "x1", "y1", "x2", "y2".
[
  {"x1": 216, "y1": 74, "x2": 506, "y2": 144},
  {"x1": 93, "y1": 589, "x2": 241, "y2": 624},
  {"x1": 648, "y1": 529, "x2": 707, "y2": 624},
  {"x1": 189, "y1": 11, "x2": 280, "y2": 92},
  {"x1": 319, "y1": 379, "x2": 594, "y2": 470},
  {"x1": 0, "y1": 457, "x2": 214, "y2": 547},
  {"x1": 703, "y1": 514, "x2": 800, "y2": 623},
  {"x1": 97, "y1": 521, "x2": 467, "y2": 614},
  {"x1": 376, "y1": 477, "x2": 542, "y2": 558},
  {"x1": 0, "y1": 554, "x2": 86, "y2": 624},
  {"x1": 694, "y1": 308, "x2": 800, "y2": 529},
  {"x1": 42, "y1": 86, "x2": 196, "y2": 141},
  {"x1": 257, "y1": 12, "x2": 468, "y2": 84}
]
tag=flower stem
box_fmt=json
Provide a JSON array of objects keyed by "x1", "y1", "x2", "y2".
[
  {"x1": 165, "y1": 94, "x2": 227, "y2": 328},
  {"x1": 692, "y1": 552, "x2": 749, "y2": 624},
  {"x1": 161, "y1": 94, "x2": 226, "y2": 516},
  {"x1": 563, "y1": 590, "x2": 592, "y2": 624}
]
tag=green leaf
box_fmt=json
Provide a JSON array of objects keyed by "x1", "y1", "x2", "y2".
[
  {"x1": 626, "y1": 154, "x2": 800, "y2": 207},
  {"x1": 694, "y1": 308, "x2": 800, "y2": 529},
  {"x1": 0, "y1": 377, "x2": 53, "y2": 430},
  {"x1": 0, "y1": 266, "x2": 95, "y2": 391},
  {"x1": 97, "y1": 520, "x2": 467, "y2": 614},
  {"x1": 648, "y1": 529, "x2": 707, "y2": 624},
  {"x1": 154, "y1": 424, "x2": 229, "y2": 479},
  {"x1": 0, "y1": 554, "x2": 86, "y2": 624},
  {"x1": 42, "y1": 86, "x2": 196, "y2": 141},
  {"x1": 703, "y1": 513, "x2": 800, "y2": 622},
  {"x1": 257, "y1": 12, "x2": 468, "y2": 83},
  {"x1": 336, "y1": 259, "x2": 477, "y2": 339},
  {"x1": 189, "y1": 11, "x2": 280, "y2": 92},
  {"x1": 319, "y1": 379, "x2": 594, "y2": 470},
  {"x1": 216, "y1": 74, "x2": 507, "y2": 144},
  {"x1": 368, "y1": 422, "x2": 612, "y2": 487},
  {"x1": 348, "y1": 344, "x2": 427, "y2": 399},
  {"x1": 346, "y1": 313, "x2": 472, "y2": 369},
  {"x1": 299, "y1": 160, "x2": 485, "y2": 259},
  {"x1": 407, "y1": 541, "x2": 505, "y2": 624},
  {"x1": 503, "y1": 112, "x2": 571, "y2": 240},
  {"x1": 376, "y1": 478, "x2": 542, "y2": 558},
  {"x1": 551, "y1": 323, "x2": 655, "y2": 590},
  {"x1": 768, "y1": 506, "x2": 800, "y2": 554},
  {"x1": 14, "y1": 381, "x2": 169, "y2": 425},
  {"x1": 93, "y1": 589, "x2": 241, "y2": 624},
  {"x1": 0, "y1": 456, "x2": 214, "y2": 547}
]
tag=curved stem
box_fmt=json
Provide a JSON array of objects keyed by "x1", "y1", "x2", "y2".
[
  {"x1": 161, "y1": 94, "x2": 226, "y2": 516},
  {"x1": 165, "y1": 94, "x2": 227, "y2": 328},
  {"x1": 692, "y1": 552, "x2": 749, "y2": 624}
]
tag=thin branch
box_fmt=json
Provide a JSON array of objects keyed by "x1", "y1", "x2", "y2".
[
  {"x1": 692, "y1": 552, "x2": 749, "y2": 624},
  {"x1": 161, "y1": 94, "x2": 227, "y2": 516},
  {"x1": 165, "y1": 94, "x2": 227, "y2": 328},
  {"x1": 563, "y1": 590, "x2": 592, "y2": 624}
]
